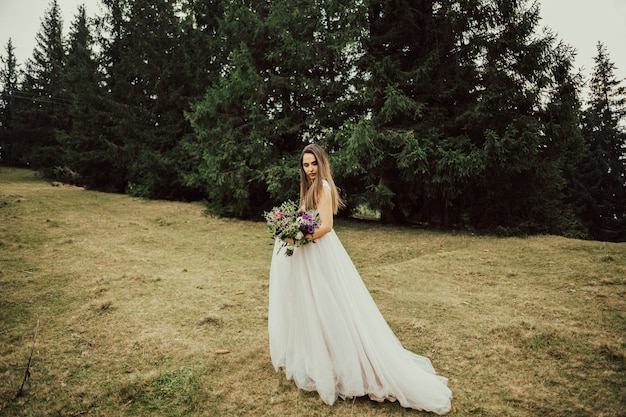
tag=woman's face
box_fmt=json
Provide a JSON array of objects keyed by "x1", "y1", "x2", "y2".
[{"x1": 302, "y1": 152, "x2": 318, "y2": 181}]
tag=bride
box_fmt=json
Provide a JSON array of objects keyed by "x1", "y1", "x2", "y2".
[{"x1": 268, "y1": 143, "x2": 452, "y2": 414}]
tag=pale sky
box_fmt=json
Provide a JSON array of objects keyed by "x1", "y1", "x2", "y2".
[{"x1": 1, "y1": 0, "x2": 625, "y2": 87}]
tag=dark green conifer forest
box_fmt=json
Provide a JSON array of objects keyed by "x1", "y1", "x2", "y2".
[{"x1": 1, "y1": 0, "x2": 625, "y2": 240}]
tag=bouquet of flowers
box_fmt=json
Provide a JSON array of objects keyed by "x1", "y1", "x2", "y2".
[{"x1": 264, "y1": 200, "x2": 320, "y2": 256}]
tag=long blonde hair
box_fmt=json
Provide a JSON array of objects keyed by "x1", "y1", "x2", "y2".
[{"x1": 299, "y1": 144, "x2": 344, "y2": 214}]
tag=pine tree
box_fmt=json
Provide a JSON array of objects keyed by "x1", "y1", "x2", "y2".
[
  {"x1": 569, "y1": 43, "x2": 626, "y2": 241},
  {"x1": 15, "y1": 0, "x2": 68, "y2": 173},
  {"x1": 183, "y1": 0, "x2": 367, "y2": 217},
  {"x1": 541, "y1": 42, "x2": 586, "y2": 237},
  {"x1": 173, "y1": 0, "x2": 228, "y2": 200},
  {"x1": 178, "y1": 0, "x2": 224, "y2": 92},
  {"x1": 0, "y1": 39, "x2": 19, "y2": 165},
  {"x1": 466, "y1": 0, "x2": 585, "y2": 234},
  {"x1": 59, "y1": 4, "x2": 117, "y2": 187},
  {"x1": 329, "y1": 0, "x2": 583, "y2": 234},
  {"x1": 182, "y1": 0, "x2": 275, "y2": 217},
  {"x1": 332, "y1": 0, "x2": 482, "y2": 224},
  {"x1": 97, "y1": 0, "x2": 199, "y2": 198}
]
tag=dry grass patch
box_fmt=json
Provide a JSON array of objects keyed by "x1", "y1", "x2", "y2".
[{"x1": 1, "y1": 167, "x2": 625, "y2": 416}]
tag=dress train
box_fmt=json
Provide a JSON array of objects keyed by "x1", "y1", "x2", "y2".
[{"x1": 268, "y1": 229, "x2": 452, "y2": 414}]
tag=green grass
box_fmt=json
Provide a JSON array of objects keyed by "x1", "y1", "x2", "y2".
[{"x1": 1, "y1": 167, "x2": 625, "y2": 416}]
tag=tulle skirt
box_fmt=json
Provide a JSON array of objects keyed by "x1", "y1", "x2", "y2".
[{"x1": 268, "y1": 230, "x2": 452, "y2": 414}]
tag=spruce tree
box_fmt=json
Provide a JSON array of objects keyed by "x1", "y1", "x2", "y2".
[
  {"x1": 540, "y1": 42, "x2": 586, "y2": 237},
  {"x1": 332, "y1": 0, "x2": 482, "y2": 224},
  {"x1": 569, "y1": 43, "x2": 626, "y2": 241},
  {"x1": 0, "y1": 39, "x2": 19, "y2": 165},
  {"x1": 466, "y1": 0, "x2": 585, "y2": 234},
  {"x1": 16, "y1": 0, "x2": 68, "y2": 173},
  {"x1": 97, "y1": 0, "x2": 198, "y2": 198},
  {"x1": 183, "y1": 0, "x2": 366, "y2": 217},
  {"x1": 59, "y1": 4, "x2": 118, "y2": 188},
  {"x1": 182, "y1": 0, "x2": 275, "y2": 217},
  {"x1": 331, "y1": 0, "x2": 583, "y2": 234}
]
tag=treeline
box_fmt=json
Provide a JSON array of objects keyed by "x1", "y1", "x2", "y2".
[{"x1": 1, "y1": 0, "x2": 625, "y2": 241}]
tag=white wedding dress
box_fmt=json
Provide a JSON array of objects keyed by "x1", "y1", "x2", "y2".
[{"x1": 268, "y1": 187, "x2": 452, "y2": 414}]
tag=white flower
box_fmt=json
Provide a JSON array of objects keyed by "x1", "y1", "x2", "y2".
[{"x1": 295, "y1": 231, "x2": 304, "y2": 241}]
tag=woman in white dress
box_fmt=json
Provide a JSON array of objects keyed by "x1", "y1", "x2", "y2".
[{"x1": 268, "y1": 144, "x2": 452, "y2": 414}]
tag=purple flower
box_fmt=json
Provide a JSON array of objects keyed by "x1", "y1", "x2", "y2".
[{"x1": 264, "y1": 201, "x2": 319, "y2": 256}]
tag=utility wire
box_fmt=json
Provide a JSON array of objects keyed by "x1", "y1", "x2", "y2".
[{"x1": 12, "y1": 91, "x2": 74, "y2": 106}]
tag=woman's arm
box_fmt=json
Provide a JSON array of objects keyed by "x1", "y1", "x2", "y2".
[
  {"x1": 309, "y1": 184, "x2": 333, "y2": 240},
  {"x1": 283, "y1": 184, "x2": 333, "y2": 244}
]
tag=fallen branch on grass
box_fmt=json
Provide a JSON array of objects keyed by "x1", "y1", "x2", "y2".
[
  {"x1": 0, "y1": 327, "x2": 17, "y2": 335},
  {"x1": 16, "y1": 318, "x2": 39, "y2": 398}
]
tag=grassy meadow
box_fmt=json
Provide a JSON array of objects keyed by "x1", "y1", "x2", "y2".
[{"x1": 1, "y1": 167, "x2": 625, "y2": 417}]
